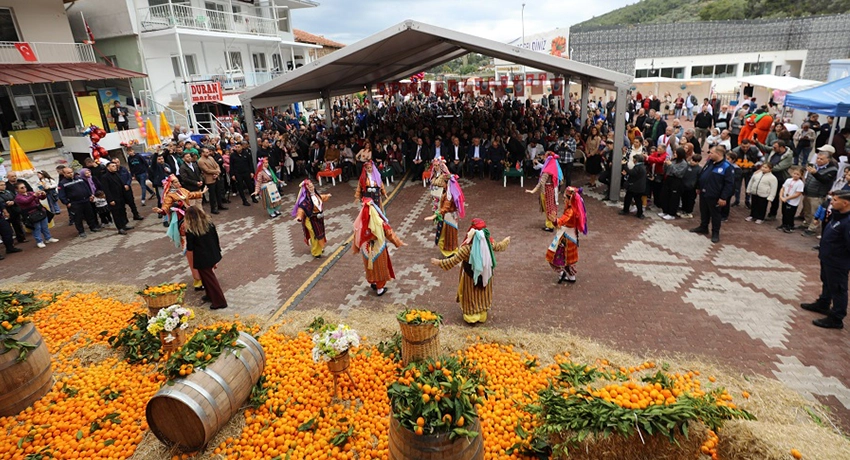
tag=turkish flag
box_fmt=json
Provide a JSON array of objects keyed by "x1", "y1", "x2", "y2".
[
  {"x1": 448, "y1": 79, "x2": 459, "y2": 97},
  {"x1": 552, "y1": 78, "x2": 564, "y2": 96},
  {"x1": 422, "y1": 81, "x2": 431, "y2": 94},
  {"x1": 500, "y1": 75, "x2": 509, "y2": 88},
  {"x1": 435, "y1": 82, "x2": 445, "y2": 97},
  {"x1": 389, "y1": 82, "x2": 400, "y2": 95},
  {"x1": 15, "y1": 43, "x2": 37, "y2": 62},
  {"x1": 526, "y1": 74, "x2": 535, "y2": 88},
  {"x1": 513, "y1": 76, "x2": 524, "y2": 97},
  {"x1": 377, "y1": 82, "x2": 387, "y2": 95}
]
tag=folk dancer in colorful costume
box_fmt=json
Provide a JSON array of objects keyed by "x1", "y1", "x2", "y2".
[
  {"x1": 153, "y1": 174, "x2": 207, "y2": 290},
  {"x1": 428, "y1": 159, "x2": 450, "y2": 211},
  {"x1": 353, "y1": 197, "x2": 405, "y2": 296},
  {"x1": 431, "y1": 218, "x2": 510, "y2": 324},
  {"x1": 354, "y1": 160, "x2": 387, "y2": 210},
  {"x1": 424, "y1": 173, "x2": 465, "y2": 257},
  {"x1": 293, "y1": 180, "x2": 331, "y2": 258},
  {"x1": 252, "y1": 157, "x2": 282, "y2": 218},
  {"x1": 525, "y1": 152, "x2": 563, "y2": 232},
  {"x1": 545, "y1": 186, "x2": 588, "y2": 284}
]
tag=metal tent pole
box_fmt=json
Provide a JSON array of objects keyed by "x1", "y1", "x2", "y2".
[{"x1": 609, "y1": 85, "x2": 628, "y2": 202}]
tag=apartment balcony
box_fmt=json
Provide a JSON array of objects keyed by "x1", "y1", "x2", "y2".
[
  {"x1": 0, "y1": 42, "x2": 96, "y2": 64},
  {"x1": 138, "y1": 4, "x2": 278, "y2": 38},
  {"x1": 190, "y1": 71, "x2": 283, "y2": 91}
]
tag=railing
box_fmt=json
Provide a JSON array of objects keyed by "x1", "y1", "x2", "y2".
[
  {"x1": 0, "y1": 42, "x2": 96, "y2": 64},
  {"x1": 138, "y1": 4, "x2": 278, "y2": 37},
  {"x1": 138, "y1": 90, "x2": 191, "y2": 131},
  {"x1": 190, "y1": 71, "x2": 281, "y2": 91}
]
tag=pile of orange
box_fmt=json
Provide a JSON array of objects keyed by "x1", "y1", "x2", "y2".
[
  {"x1": 397, "y1": 309, "x2": 442, "y2": 325},
  {"x1": 139, "y1": 283, "x2": 186, "y2": 297}
]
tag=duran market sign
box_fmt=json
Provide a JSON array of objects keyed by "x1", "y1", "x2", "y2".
[{"x1": 189, "y1": 82, "x2": 223, "y2": 103}]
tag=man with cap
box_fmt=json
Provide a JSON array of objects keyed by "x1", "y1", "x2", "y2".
[
  {"x1": 801, "y1": 189, "x2": 850, "y2": 329},
  {"x1": 431, "y1": 218, "x2": 511, "y2": 324},
  {"x1": 690, "y1": 145, "x2": 735, "y2": 243}
]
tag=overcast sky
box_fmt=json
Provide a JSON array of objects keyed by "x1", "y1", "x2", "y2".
[{"x1": 292, "y1": 0, "x2": 634, "y2": 44}]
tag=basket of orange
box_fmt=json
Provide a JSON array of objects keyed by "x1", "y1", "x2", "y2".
[
  {"x1": 397, "y1": 309, "x2": 442, "y2": 365},
  {"x1": 736, "y1": 158, "x2": 756, "y2": 172},
  {"x1": 138, "y1": 283, "x2": 186, "y2": 315}
]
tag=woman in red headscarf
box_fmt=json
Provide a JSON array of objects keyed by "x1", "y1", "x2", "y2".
[
  {"x1": 153, "y1": 174, "x2": 207, "y2": 290},
  {"x1": 526, "y1": 152, "x2": 563, "y2": 231},
  {"x1": 354, "y1": 160, "x2": 387, "y2": 210},
  {"x1": 353, "y1": 197, "x2": 406, "y2": 296},
  {"x1": 546, "y1": 186, "x2": 588, "y2": 284},
  {"x1": 424, "y1": 173, "x2": 465, "y2": 257},
  {"x1": 431, "y1": 218, "x2": 510, "y2": 324}
]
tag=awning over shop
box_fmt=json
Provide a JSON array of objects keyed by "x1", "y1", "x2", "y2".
[
  {"x1": 0, "y1": 63, "x2": 147, "y2": 86},
  {"x1": 784, "y1": 76, "x2": 850, "y2": 117},
  {"x1": 737, "y1": 75, "x2": 821, "y2": 93},
  {"x1": 219, "y1": 94, "x2": 243, "y2": 107}
]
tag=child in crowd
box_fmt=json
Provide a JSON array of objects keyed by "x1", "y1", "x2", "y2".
[
  {"x1": 679, "y1": 154, "x2": 702, "y2": 219},
  {"x1": 36, "y1": 170, "x2": 61, "y2": 215},
  {"x1": 706, "y1": 128, "x2": 721, "y2": 148},
  {"x1": 721, "y1": 152, "x2": 744, "y2": 220},
  {"x1": 93, "y1": 190, "x2": 112, "y2": 226},
  {"x1": 778, "y1": 166, "x2": 805, "y2": 233},
  {"x1": 745, "y1": 163, "x2": 777, "y2": 224}
]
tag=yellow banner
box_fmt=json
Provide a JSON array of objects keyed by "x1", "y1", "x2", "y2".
[{"x1": 77, "y1": 95, "x2": 103, "y2": 129}]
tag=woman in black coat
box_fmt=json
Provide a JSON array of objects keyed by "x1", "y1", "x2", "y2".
[{"x1": 184, "y1": 206, "x2": 227, "y2": 309}]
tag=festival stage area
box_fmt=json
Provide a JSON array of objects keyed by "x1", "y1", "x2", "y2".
[{"x1": 4, "y1": 171, "x2": 849, "y2": 428}]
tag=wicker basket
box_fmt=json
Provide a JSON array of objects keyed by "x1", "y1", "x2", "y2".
[
  {"x1": 143, "y1": 292, "x2": 183, "y2": 316},
  {"x1": 398, "y1": 321, "x2": 440, "y2": 366},
  {"x1": 159, "y1": 328, "x2": 187, "y2": 353},
  {"x1": 327, "y1": 351, "x2": 351, "y2": 375}
]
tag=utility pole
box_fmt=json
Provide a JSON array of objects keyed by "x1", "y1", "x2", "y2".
[{"x1": 521, "y1": 3, "x2": 527, "y2": 100}]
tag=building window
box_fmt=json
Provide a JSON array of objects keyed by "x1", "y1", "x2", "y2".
[
  {"x1": 0, "y1": 8, "x2": 21, "y2": 42},
  {"x1": 252, "y1": 53, "x2": 266, "y2": 72},
  {"x1": 743, "y1": 62, "x2": 772, "y2": 76},
  {"x1": 171, "y1": 55, "x2": 198, "y2": 78},
  {"x1": 227, "y1": 51, "x2": 243, "y2": 71},
  {"x1": 714, "y1": 64, "x2": 737, "y2": 78},
  {"x1": 101, "y1": 55, "x2": 118, "y2": 67},
  {"x1": 636, "y1": 67, "x2": 684, "y2": 79},
  {"x1": 271, "y1": 53, "x2": 282, "y2": 72},
  {"x1": 635, "y1": 69, "x2": 648, "y2": 78}
]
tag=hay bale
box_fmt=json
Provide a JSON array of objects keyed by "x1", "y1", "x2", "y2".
[
  {"x1": 69, "y1": 343, "x2": 118, "y2": 367},
  {"x1": 552, "y1": 422, "x2": 707, "y2": 460},
  {"x1": 1, "y1": 280, "x2": 141, "y2": 304}
]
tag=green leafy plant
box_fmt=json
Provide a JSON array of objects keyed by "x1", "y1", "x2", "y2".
[
  {"x1": 107, "y1": 313, "x2": 162, "y2": 364},
  {"x1": 162, "y1": 324, "x2": 243, "y2": 383},
  {"x1": 0, "y1": 290, "x2": 54, "y2": 362},
  {"x1": 397, "y1": 309, "x2": 443, "y2": 326},
  {"x1": 249, "y1": 375, "x2": 274, "y2": 409},
  {"x1": 376, "y1": 332, "x2": 402, "y2": 361},
  {"x1": 387, "y1": 356, "x2": 486, "y2": 440}
]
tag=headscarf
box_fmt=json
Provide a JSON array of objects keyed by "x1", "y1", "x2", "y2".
[
  {"x1": 255, "y1": 158, "x2": 280, "y2": 183},
  {"x1": 353, "y1": 198, "x2": 390, "y2": 269},
  {"x1": 78, "y1": 168, "x2": 97, "y2": 194},
  {"x1": 566, "y1": 186, "x2": 588, "y2": 235},
  {"x1": 462, "y1": 218, "x2": 496, "y2": 287},
  {"x1": 445, "y1": 174, "x2": 466, "y2": 218},
  {"x1": 359, "y1": 160, "x2": 382, "y2": 189},
  {"x1": 541, "y1": 151, "x2": 563, "y2": 190},
  {"x1": 291, "y1": 180, "x2": 311, "y2": 217},
  {"x1": 161, "y1": 174, "x2": 179, "y2": 197}
]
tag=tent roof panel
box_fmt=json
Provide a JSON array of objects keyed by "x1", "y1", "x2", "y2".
[
  {"x1": 241, "y1": 20, "x2": 632, "y2": 108},
  {"x1": 784, "y1": 76, "x2": 850, "y2": 117}
]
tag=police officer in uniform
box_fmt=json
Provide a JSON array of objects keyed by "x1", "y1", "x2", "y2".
[
  {"x1": 690, "y1": 145, "x2": 735, "y2": 243},
  {"x1": 801, "y1": 189, "x2": 850, "y2": 329}
]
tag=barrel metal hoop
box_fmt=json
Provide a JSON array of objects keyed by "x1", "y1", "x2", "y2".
[
  {"x1": 237, "y1": 333, "x2": 266, "y2": 367},
  {"x1": 151, "y1": 389, "x2": 210, "y2": 446},
  {"x1": 236, "y1": 338, "x2": 261, "y2": 367},
  {"x1": 178, "y1": 379, "x2": 222, "y2": 428},
  {"x1": 200, "y1": 368, "x2": 235, "y2": 415},
  {"x1": 234, "y1": 347, "x2": 254, "y2": 379}
]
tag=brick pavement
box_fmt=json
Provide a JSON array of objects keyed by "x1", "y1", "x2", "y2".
[{"x1": 4, "y1": 168, "x2": 850, "y2": 429}]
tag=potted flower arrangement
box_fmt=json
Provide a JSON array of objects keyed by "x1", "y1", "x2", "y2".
[
  {"x1": 138, "y1": 282, "x2": 186, "y2": 315},
  {"x1": 146, "y1": 305, "x2": 194, "y2": 352},
  {"x1": 312, "y1": 323, "x2": 360, "y2": 397},
  {"x1": 396, "y1": 309, "x2": 442, "y2": 365}
]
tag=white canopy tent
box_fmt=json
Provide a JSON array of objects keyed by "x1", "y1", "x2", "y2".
[{"x1": 240, "y1": 20, "x2": 633, "y2": 199}]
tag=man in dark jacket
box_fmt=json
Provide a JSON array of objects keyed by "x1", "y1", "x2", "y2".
[
  {"x1": 109, "y1": 101, "x2": 130, "y2": 131},
  {"x1": 57, "y1": 167, "x2": 101, "y2": 238},
  {"x1": 126, "y1": 149, "x2": 155, "y2": 205},
  {"x1": 801, "y1": 148, "x2": 839, "y2": 236},
  {"x1": 694, "y1": 106, "x2": 714, "y2": 149},
  {"x1": 619, "y1": 154, "x2": 647, "y2": 219},
  {"x1": 485, "y1": 139, "x2": 506, "y2": 180},
  {"x1": 178, "y1": 152, "x2": 204, "y2": 192},
  {"x1": 101, "y1": 162, "x2": 133, "y2": 234},
  {"x1": 801, "y1": 189, "x2": 850, "y2": 329},
  {"x1": 112, "y1": 158, "x2": 143, "y2": 221},
  {"x1": 0, "y1": 197, "x2": 21, "y2": 258},
  {"x1": 230, "y1": 144, "x2": 256, "y2": 206},
  {"x1": 690, "y1": 146, "x2": 735, "y2": 243}
]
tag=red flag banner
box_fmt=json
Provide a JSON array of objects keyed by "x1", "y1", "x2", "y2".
[
  {"x1": 389, "y1": 81, "x2": 400, "y2": 95},
  {"x1": 435, "y1": 82, "x2": 445, "y2": 97},
  {"x1": 448, "y1": 79, "x2": 459, "y2": 96},
  {"x1": 526, "y1": 74, "x2": 535, "y2": 88},
  {"x1": 422, "y1": 81, "x2": 431, "y2": 94},
  {"x1": 538, "y1": 73, "x2": 547, "y2": 86},
  {"x1": 513, "y1": 75, "x2": 524, "y2": 97},
  {"x1": 500, "y1": 75, "x2": 509, "y2": 88},
  {"x1": 400, "y1": 82, "x2": 410, "y2": 96},
  {"x1": 377, "y1": 82, "x2": 387, "y2": 95},
  {"x1": 488, "y1": 77, "x2": 496, "y2": 91},
  {"x1": 552, "y1": 78, "x2": 564, "y2": 96},
  {"x1": 14, "y1": 43, "x2": 37, "y2": 62},
  {"x1": 480, "y1": 78, "x2": 489, "y2": 92}
]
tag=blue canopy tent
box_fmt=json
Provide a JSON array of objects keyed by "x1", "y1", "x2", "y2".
[{"x1": 784, "y1": 76, "x2": 850, "y2": 117}]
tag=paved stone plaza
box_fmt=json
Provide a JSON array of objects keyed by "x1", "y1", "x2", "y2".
[{"x1": 5, "y1": 171, "x2": 850, "y2": 428}]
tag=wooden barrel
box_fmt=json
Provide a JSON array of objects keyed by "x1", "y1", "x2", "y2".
[
  {"x1": 388, "y1": 412, "x2": 483, "y2": 460},
  {"x1": 0, "y1": 322, "x2": 54, "y2": 416},
  {"x1": 146, "y1": 332, "x2": 265, "y2": 450},
  {"x1": 398, "y1": 322, "x2": 440, "y2": 366}
]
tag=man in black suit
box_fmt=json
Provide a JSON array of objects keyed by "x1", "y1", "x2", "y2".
[
  {"x1": 505, "y1": 133, "x2": 525, "y2": 166},
  {"x1": 110, "y1": 101, "x2": 130, "y2": 131},
  {"x1": 409, "y1": 137, "x2": 430, "y2": 179},
  {"x1": 447, "y1": 136, "x2": 465, "y2": 176},
  {"x1": 101, "y1": 162, "x2": 132, "y2": 234},
  {"x1": 178, "y1": 152, "x2": 203, "y2": 192},
  {"x1": 307, "y1": 141, "x2": 325, "y2": 178},
  {"x1": 486, "y1": 139, "x2": 506, "y2": 180},
  {"x1": 466, "y1": 137, "x2": 485, "y2": 178}
]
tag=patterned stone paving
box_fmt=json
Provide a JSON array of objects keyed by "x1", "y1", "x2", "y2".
[{"x1": 5, "y1": 171, "x2": 850, "y2": 429}]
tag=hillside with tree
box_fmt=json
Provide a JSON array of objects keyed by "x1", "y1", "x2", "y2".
[{"x1": 575, "y1": 0, "x2": 850, "y2": 28}]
